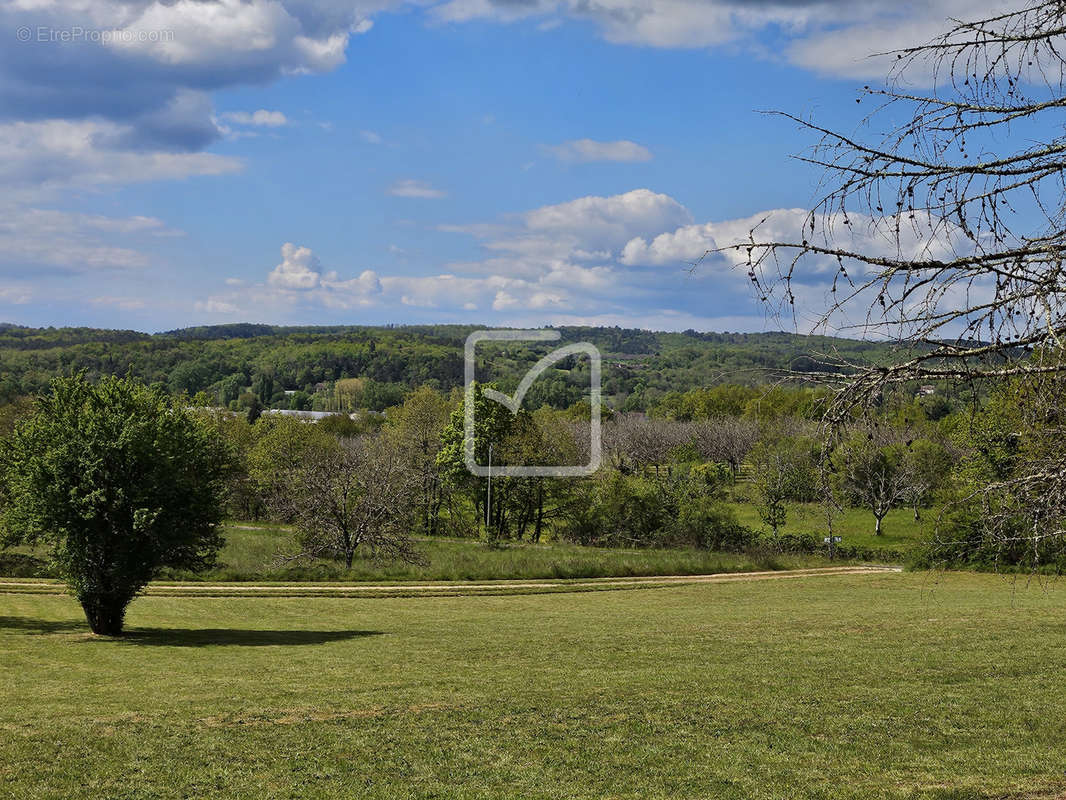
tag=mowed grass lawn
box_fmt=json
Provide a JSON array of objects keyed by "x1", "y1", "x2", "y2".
[{"x1": 3, "y1": 572, "x2": 1066, "y2": 799}]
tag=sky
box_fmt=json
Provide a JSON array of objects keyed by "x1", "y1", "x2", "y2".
[{"x1": 0, "y1": 0, "x2": 1007, "y2": 333}]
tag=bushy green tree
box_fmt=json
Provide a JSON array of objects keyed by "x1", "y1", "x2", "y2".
[
  {"x1": 0, "y1": 375, "x2": 230, "y2": 635},
  {"x1": 248, "y1": 414, "x2": 336, "y2": 507},
  {"x1": 386, "y1": 386, "x2": 452, "y2": 536},
  {"x1": 558, "y1": 469, "x2": 748, "y2": 550},
  {"x1": 437, "y1": 382, "x2": 522, "y2": 540}
]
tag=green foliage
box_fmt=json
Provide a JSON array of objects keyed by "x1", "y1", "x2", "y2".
[
  {"x1": 385, "y1": 386, "x2": 452, "y2": 536},
  {"x1": 0, "y1": 324, "x2": 922, "y2": 411},
  {"x1": 650, "y1": 384, "x2": 833, "y2": 421},
  {"x1": 0, "y1": 374, "x2": 229, "y2": 634},
  {"x1": 913, "y1": 492, "x2": 1066, "y2": 572},
  {"x1": 558, "y1": 471, "x2": 752, "y2": 550},
  {"x1": 437, "y1": 382, "x2": 528, "y2": 541},
  {"x1": 248, "y1": 415, "x2": 337, "y2": 501}
]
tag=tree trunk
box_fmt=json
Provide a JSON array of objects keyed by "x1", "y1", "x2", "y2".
[
  {"x1": 874, "y1": 513, "x2": 884, "y2": 536},
  {"x1": 80, "y1": 594, "x2": 128, "y2": 636},
  {"x1": 345, "y1": 533, "x2": 355, "y2": 568},
  {"x1": 533, "y1": 485, "x2": 544, "y2": 543}
]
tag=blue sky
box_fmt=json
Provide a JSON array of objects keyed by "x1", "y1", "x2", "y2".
[{"x1": 0, "y1": 0, "x2": 998, "y2": 332}]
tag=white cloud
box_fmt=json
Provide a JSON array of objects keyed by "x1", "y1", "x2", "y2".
[
  {"x1": 219, "y1": 110, "x2": 288, "y2": 127},
  {"x1": 104, "y1": 0, "x2": 360, "y2": 74},
  {"x1": 429, "y1": 0, "x2": 989, "y2": 83},
  {"x1": 196, "y1": 188, "x2": 973, "y2": 332},
  {"x1": 431, "y1": 0, "x2": 813, "y2": 47},
  {"x1": 268, "y1": 242, "x2": 324, "y2": 289},
  {"x1": 524, "y1": 188, "x2": 692, "y2": 251},
  {"x1": 382, "y1": 188, "x2": 698, "y2": 314},
  {"x1": 787, "y1": 1, "x2": 1004, "y2": 82},
  {"x1": 621, "y1": 207, "x2": 962, "y2": 272},
  {"x1": 203, "y1": 242, "x2": 384, "y2": 315},
  {"x1": 388, "y1": 179, "x2": 447, "y2": 198},
  {"x1": 195, "y1": 298, "x2": 240, "y2": 314},
  {"x1": 0, "y1": 119, "x2": 241, "y2": 198},
  {"x1": 0, "y1": 205, "x2": 182, "y2": 272},
  {"x1": 547, "y1": 139, "x2": 652, "y2": 163},
  {"x1": 360, "y1": 130, "x2": 383, "y2": 144}
]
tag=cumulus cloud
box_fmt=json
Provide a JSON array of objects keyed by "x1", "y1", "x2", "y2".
[
  {"x1": 429, "y1": 0, "x2": 990, "y2": 83},
  {"x1": 401, "y1": 189, "x2": 699, "y2": 313},
  {"x1": 0, "y1": 0, "x2": 383, "y2": 203},
  {"x1": 621, "y1": 207, "x2": 962, "y2": 275},
  {"x1": 618, "y1": 205, "x2": 971, "y2": 336},
  {"x1": 524, "y1": 188, "x2": 692, "y2": 251},
  {"x1": 201, "y1": 242, "x2": 384, "y2": 315},
  {"x1": 547, "y1": 139, "x2": 652, "y2": 163},
  {"x1": 787, "y1": 0, "x2": 1004, "y2": 81},
  {"x1": 197, "y1": 188, "x2": 849, "y2": 328},
  {"x1": 388, "y1": 179, "x2": 447, "y2": 198},
  {"x1": 268, "y1": 243, "x2": 323, "y2": 289},
  {"x1": 0, "y1": 0, "x2": 397, "y2": 319},
  {"x1": 0, "y1": 0, "x2": 383, "y2": 128}
]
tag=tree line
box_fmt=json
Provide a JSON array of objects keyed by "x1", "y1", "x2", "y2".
[
  {"x1": 0, "y1": 323, "x2": 919, "y2": 412},
  {"x1": 0, "y1": 367, "x2": 1059, "y2": 634}
]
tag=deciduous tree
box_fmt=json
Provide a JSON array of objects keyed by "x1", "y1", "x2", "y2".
[{"x1": 0, "y1": 375, "x2": 230, "y2": 635}]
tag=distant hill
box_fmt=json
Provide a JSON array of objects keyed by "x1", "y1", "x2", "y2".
[{"x1": 0, "y1": 323, "x2": 916, "y2": 410}]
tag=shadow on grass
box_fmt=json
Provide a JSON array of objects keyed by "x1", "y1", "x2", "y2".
[
  {"x1": 0, "y1": 616, "x2": 383, "y2": 646},
  {"x1": 116, "y1": 628, "x2": 384, "y2": 647},
  {"x1": 0, "y1": 615, "x2": 85, "y2": 634}
]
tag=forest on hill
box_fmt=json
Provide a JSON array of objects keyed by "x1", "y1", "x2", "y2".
[{"x1": 0, "y1": 323, "x2": 921, "y2": 413}]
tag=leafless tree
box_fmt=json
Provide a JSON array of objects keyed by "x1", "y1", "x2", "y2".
[
  {"x1": 834, "y1": 425, "x2": 919, "y2": 537},
  {"x1": 751, "y1": 445, "x2": 797, "y2": 536},
  {"x1": 721, "y1": 1, "x2": 1066, "y2": 552},
  {"x1": 604, "y1": 414, "x2": 684, "y2": 476},
  {"x1": 272, "y1": 435, "x2": 423, "y2": 569},
  {"x1": 687, "y1": 417, "x2": 760, "y2": 481}
]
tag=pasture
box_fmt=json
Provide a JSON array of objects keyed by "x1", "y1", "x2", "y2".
[{"x1": 2, "y1": 571, "x2": 1064, "y2": 799}]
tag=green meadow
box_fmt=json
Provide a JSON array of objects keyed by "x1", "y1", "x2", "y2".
[
  {"x1": 726, "y1": 502, "x2": 926, "y2": 552},
  {"x1": 2, "y1": 571, "x2": 1064, "y2": 799},
  {"x1": 3, "y1": 511, "x2": 918, "y2": 585},
  {"x1": 195, "y1": 524, "x2": 834, "y2": 582}
]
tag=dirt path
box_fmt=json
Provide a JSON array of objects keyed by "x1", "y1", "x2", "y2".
[{"x1": 0, "y1": 566, "x2": 901, "y2": 598}]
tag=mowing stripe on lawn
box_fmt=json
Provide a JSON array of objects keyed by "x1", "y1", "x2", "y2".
[{"x1": 0, "y1": 565, "x2": 901, "y2": 598}]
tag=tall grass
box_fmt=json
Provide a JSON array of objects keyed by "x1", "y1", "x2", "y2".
[{"x1": 157, "y1": 525, "x2": 827, "y2": 582}]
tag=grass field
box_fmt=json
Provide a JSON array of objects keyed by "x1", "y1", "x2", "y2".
[
  {"x1": 728, "y1": 502, "x2": 925, "y2": 551},
  {"x1": 194, "y1": 526, "x2": 834, "y2": 582},
  {"x1": 3, "y1": 571, "x2": 1065, "y2": 799}
]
